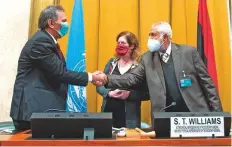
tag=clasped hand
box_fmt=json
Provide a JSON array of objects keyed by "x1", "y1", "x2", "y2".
[
  {"x1": 91, "y1": 70, "x2": 108, "y2": 86},
  {"x1": 108, "y1": 89, "x2": 130, "y2": 100}
]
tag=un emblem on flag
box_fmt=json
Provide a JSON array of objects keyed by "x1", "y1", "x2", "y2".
[{"x1": 66, "y1": 59, "x2": 87, "y2": 112}]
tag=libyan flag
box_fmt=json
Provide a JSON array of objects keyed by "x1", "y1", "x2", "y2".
[{"x1": 197, "y1": 0, "x2": 218, "y2": 90}]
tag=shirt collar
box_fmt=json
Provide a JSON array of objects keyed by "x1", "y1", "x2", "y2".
[{"x1": 46, "y1": 31, "x2": 57, "y2": 44}]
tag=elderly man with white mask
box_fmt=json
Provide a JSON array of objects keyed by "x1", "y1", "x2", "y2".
[{"x1": 104, "y1": 21, "x2": 222, "y2": 113}]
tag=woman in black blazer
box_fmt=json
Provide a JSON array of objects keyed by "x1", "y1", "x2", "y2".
[{"x1": 96, "y1": 31, "x2": 149, "y2": 128}]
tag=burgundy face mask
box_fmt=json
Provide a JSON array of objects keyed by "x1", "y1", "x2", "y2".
[{"x1": 115, "y1": 44, "x2": 129, "y2": 56}]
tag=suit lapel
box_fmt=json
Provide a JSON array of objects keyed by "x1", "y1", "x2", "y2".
[
  {"x1": 42, "y1": 31, "x2": 60, "y2": 55},
  {"x1": 171, "y1": 43, "x2": 181, "y2": 86},
  {"x1": 153, "y1": 52, "x2": 166, "y2": 91},
  {"x1": 42, "y1": 31, "x2": 66, "y2": 65}
]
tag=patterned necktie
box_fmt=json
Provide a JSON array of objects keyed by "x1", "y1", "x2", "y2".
[{"x1": 161, "y1": 53, "x2": 169, "y2": 62}]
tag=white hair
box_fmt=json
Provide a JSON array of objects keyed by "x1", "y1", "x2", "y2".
[{"x1": 152, "y1": 22, "x2": 172, "y2": 40}]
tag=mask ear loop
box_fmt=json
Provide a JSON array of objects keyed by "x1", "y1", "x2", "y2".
[
  {"x1": 159, "y1": 33, "x2": 168, "y2": 53},
  {"x1": 159, "y1": 33, "x2": 165, "y2": 46},
  {"x1": 49, "y1": 19, "x2": 62, "y2": 37},
  {"x1": 160, "y1": 33, "x2": 169, "y2": 50}
]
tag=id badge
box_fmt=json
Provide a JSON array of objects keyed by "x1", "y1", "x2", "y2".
[{"x1": 180, "y1": 77, "x2": 192, "y2": 87}]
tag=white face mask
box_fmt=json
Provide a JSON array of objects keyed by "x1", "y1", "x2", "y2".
[{"x1": 147, "y1": 35, "x2": 164, "y2": 52}]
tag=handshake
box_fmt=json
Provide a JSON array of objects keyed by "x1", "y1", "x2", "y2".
[
  {"x1": 91, "y1": 71, "x2": 108, "y2": 86},
  {"x1": 90, "y1": 71, "x2": 130, "y2": 100}
]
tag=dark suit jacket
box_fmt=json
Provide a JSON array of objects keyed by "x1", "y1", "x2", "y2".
[
  {"x1": 107, "y1": 43, "x2": 223, "y2": 112},
  {"x1": 97, "y1": 58, "x2": 149, "y2": 128},
  {"x1": 10, "y1": 30, "x2": 89, "y2": 121}
]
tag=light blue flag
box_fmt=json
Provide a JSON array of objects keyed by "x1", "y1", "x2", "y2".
[{"x1": 66, "y1": 0, "x2": 87, "y2": 112}]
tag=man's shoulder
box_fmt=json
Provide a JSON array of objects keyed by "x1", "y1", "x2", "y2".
[
  {"x1": 29, "y1": 30, "x2": 53, "y2": 44},
  {"x1": 172, "y1": 43, "x2": 197, "y2": 54},
  {"x1": 141, "y1": 51, "x2": 152, "y2": 59},
  {"x1": 25, "y1": 30, "x2": 56, "y2": 55}
]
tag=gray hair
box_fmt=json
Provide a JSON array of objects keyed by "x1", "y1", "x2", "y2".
[
  {"x1": 38, "y1": 5, "x2": 65, "y2": 30},
  {"x1": 152, "y1": 22, "x2": 172, "y2": 40}
]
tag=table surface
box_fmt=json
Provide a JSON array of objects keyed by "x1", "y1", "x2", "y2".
[{"x1": 0, "y1": 129, "x2": 231, "y2": 146}]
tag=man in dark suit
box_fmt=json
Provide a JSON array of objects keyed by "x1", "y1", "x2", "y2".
[
  {"x1": 104, "y1": 22, "x2": 222, "y2": 113},
  {"x1": 10, "y1": 5, "x2": 106, "y2": 131}
]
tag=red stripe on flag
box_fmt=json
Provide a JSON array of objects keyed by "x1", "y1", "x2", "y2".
[{"x1": 198, "y1": 0, "x2": 218, "y2": 89}]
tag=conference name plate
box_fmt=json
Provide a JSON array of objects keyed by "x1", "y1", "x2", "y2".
[{"x1": 170, "y1": 116, "x2": 224, "y2": 138}]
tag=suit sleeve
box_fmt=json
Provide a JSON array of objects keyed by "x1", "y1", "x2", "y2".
[
  {"x1": 126, "y1": 66, "x2": 150, "y2": 101},
  {"x1": 127, "y1": 90, "x2": 150, "y2": 101},
  {"x1": 96, "y1": 59, "x2": 113, "y2": 98},
  {"x1": 192, "y1": 48, "x2": 223, "y2": 111},
  {"x1": 106, "y1": 56, "x2": 146, "y2": 90},
  {"x1": 30, "y1": 37, "x2": 88, "y2": 86}
]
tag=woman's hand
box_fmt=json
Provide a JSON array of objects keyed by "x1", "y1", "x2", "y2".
[{"x1": 110, "y1": 89, "x2": 130, "y2": 100}]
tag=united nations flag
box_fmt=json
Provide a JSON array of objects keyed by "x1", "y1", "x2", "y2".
[{"x1": 66, "y1": 0, "x2": 87, "y2": 112}]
